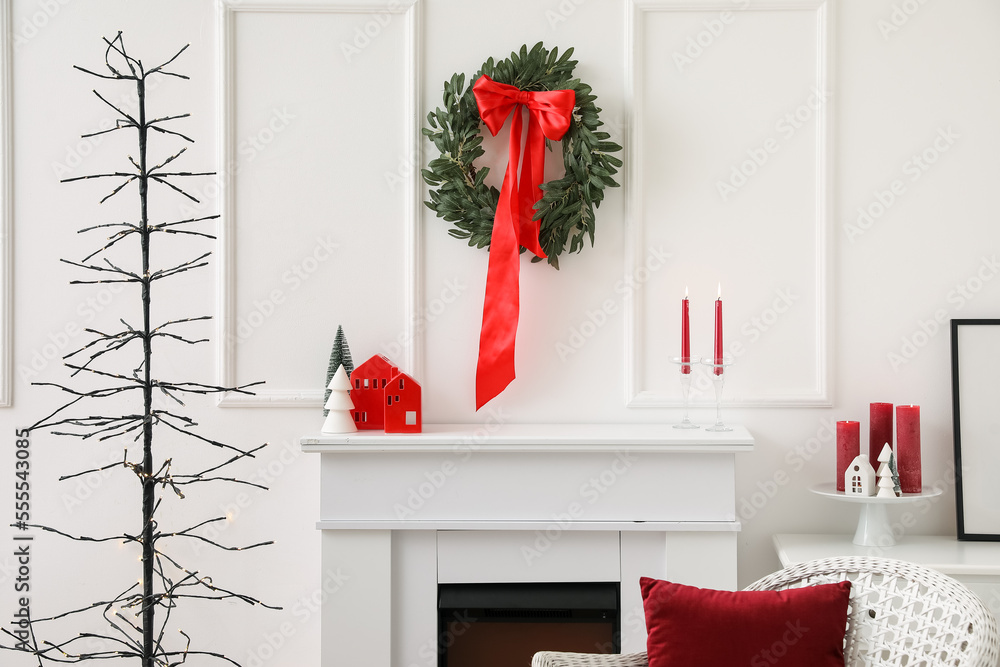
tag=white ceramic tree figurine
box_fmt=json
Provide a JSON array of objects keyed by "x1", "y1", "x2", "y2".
[
  {"x1": 876, "y1": 475, "x2": 896, "y2": 498},
  {"x1": 322, "y1": 364, "x2": 358, "y2": 433},
  {"x1": 876, "y1": 443, "x2": 900, "y2": 498}
]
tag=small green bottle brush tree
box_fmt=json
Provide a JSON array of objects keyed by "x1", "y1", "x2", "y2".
[
  {"x1": 323, "y1": 325, "x2": 354, "y2": 417},
  {"x1": 2, "y1": 34, "x2": 276, "y2": 666}
]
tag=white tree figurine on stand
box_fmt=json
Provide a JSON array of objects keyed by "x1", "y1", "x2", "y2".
[
  {"x1": 876, "y1": 443, "x2": 901, "y2": 498},
  {"x1": 322, "y1": 364, "x2": 357, "y2": 433}
]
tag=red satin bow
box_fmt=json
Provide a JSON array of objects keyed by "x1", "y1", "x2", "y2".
[{"x1": 472, "y1": 74, "x2": 575, "y2": 410}]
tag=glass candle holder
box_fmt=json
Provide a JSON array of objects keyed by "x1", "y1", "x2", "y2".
[
  {"x1": 669, "y1": 356, "x2": 701, "y2": 429},
  {"x1": 700, "y1": 356, "x2": 734, "y2": 432}
]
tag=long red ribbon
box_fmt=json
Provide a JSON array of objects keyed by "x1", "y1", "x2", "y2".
[{"x1": 472, "y1": 75, "x2": 574, "y2": 410}]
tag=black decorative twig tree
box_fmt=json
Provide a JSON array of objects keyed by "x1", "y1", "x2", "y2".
[{"x1": 2, "y1": 34, "x2": 275, "y2": 667}]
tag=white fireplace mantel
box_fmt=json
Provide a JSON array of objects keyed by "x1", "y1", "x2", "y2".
[
  {"x1": 302, "y1": 423, "x2": 753, "y2": 667},
  {"x1": 301, "y1": 422, "x2": 754, "y2": 451}
]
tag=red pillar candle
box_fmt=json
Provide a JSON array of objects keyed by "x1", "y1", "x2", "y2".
[
  {"x1": 836, "y1": 421, "x2": 860, "y2": 492},
  {"x1": 869, "y1": 402, "x2": 893, "y2": 463},
  {"x1": 896, "y1": 405, "x2": 921, "y2": 493},
  {"x1": 713, "y1": 284, "x2": 723, "y2": 375},
  {"x1": 681, "y1": 289, "x2": 691, "y2": 374}
]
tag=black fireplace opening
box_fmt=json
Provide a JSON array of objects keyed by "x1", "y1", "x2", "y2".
[{"x1": 437, "y1": 582, "x2": 620, "y2": 667}]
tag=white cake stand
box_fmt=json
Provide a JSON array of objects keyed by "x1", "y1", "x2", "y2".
[{"x1": 811, "y1": 482, "x2": 943, "y2": 547}]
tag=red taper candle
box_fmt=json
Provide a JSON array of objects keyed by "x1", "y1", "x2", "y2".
[
  {"x1": 869, "y1": 402, "x2": 893, "y2": 463},
  {"x1": 836, "y1": 421, "x2": 860, "y2": 492},
  {"x1": 896, "y1": 405, "x2": 921, "y2": 493},
  {"x1": 681, "y1": 288, "x2": 691, "y2": 374},
  {"x1": 713, "y1": 284, "x2": 723, "y2": 375}
]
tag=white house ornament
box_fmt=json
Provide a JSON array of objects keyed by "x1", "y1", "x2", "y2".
[{"x1": 845, "y1": 454, "x2": 876, "y2": 497}]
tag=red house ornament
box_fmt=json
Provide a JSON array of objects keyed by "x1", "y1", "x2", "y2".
[
  {"x1": 349, "y1": 354, "x2": 423, "y2": 433},
  {"x1": 350, "y1": 354, "x2": 398, "y2": 430},
  {"x1": 384, "y1": 371, "x2": 422, "y2": 434}
]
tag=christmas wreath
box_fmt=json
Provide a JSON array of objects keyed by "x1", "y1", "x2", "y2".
[
  {"x1": 422, "y1": 43, "x2": 622, "y2": 410},
  {"x1": 421, "y1": 42, "x2": 622, "y2": 270}
]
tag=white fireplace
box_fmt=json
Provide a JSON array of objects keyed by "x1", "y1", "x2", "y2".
[{"x1": 301, "y1": 423, "x2": 754, "y2": 666}]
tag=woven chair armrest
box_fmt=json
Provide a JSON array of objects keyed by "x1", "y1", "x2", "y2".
[{"x1": 531, "y1": 652, "x2": 649, "y2": 667}]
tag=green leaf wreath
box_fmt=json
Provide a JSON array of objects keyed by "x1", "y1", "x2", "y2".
[{"x1": 421, "y1": 43, "x2": 623, "y2": 269}]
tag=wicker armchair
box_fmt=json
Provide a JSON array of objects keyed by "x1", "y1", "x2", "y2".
[{"x1": 532, "y1": 557, "x2": 1000, "y2": 667}]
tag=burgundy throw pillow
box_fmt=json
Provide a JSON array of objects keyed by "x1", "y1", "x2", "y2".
[{"x1": 639, "y1": 576, "x2": 851, "y2": 667}]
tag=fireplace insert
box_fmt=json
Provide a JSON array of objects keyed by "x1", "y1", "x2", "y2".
[{"x1": 437, "y1": 582, "x2": 620, "y2": 667}]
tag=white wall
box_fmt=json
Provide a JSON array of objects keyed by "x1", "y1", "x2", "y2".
[{"x1": 1, "y1": 0, "x2": 998, "y2": 665}]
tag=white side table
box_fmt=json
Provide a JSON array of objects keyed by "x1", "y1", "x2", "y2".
[{"x1": 774, "y1": 533, "x2": 1000, "y2": 667}]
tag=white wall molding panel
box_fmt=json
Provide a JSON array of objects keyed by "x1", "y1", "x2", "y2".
[
  {"x1": 0, "y1": 0, "x2": 12, "y2": 407},
  {"x1": 218, "y1": 0, "x2": 421, "y2": 407},
  {"x1": 625, "y1": 0, "x2": 834, "y2": 407}
]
